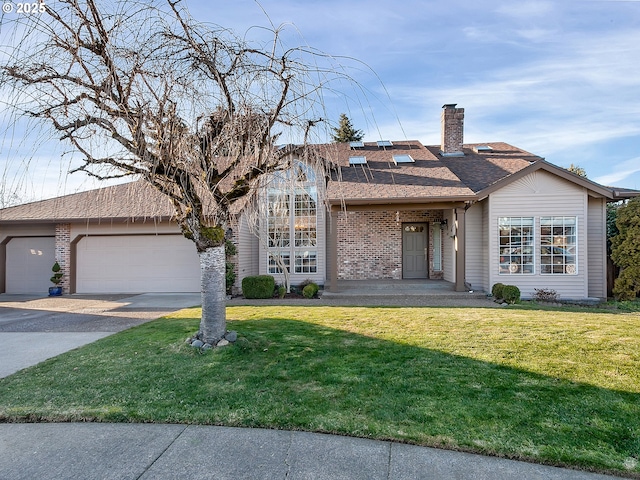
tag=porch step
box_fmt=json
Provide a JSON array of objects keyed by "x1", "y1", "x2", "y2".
[{"x1": 321, "y1": 280, "x2": 488, "y2": 299}]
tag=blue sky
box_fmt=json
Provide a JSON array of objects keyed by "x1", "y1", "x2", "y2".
[{"x1": 1, "y1": 0, "x2": 639, "y2": 202}]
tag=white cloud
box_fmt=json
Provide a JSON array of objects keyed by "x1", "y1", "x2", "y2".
[
  {"x1": 593, "y1": 157, "x2": 640, "y2": 186},
  {"x1": 388, "y1": 26, "x2": 640, "y2": 148}
]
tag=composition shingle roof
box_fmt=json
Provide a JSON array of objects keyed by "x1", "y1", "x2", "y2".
[
  {"x1": 2, "y1": 139, "x2": 633, "y2": 222},
  {"x1": 0, "y1": 181, "x2": 175, "y2": 223},
  {"x1": 323, "y1": 140, "x2": 540, "y2": 204},
  {"x1": 436, "y1": 142, "x2": 539, "y2": 193}
]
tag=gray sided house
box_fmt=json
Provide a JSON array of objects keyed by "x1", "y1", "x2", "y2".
[{"x1": 1, "y1": 105, "x2": 637, "y2": 300}]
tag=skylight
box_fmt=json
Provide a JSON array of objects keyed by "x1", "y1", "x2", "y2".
[
  {"x1": 349, "y1": 156, "x2": 367, "y2": 165},
  {"x1": 377, "y1": 140, "x2": 393, "y2": 148},
  {"x1": 349, "y1": 141, "x2": 364, "y2": 149},
  {"x1": 473, "y1": 145, "x2": 493, "y2": 153},
  {"x1": 392, "y1": 154, "x2": 414, "y2": 165}
]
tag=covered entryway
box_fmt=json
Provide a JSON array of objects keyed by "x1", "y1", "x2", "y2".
[
  {"x1": 402, "y1": 223, "x2": 428, "y2": 279},
  {"x1": 75, "y1": 234, "x2": 200, "y2": 293},
  {"x1": 4, "y1": 237, "x2": 56, "y2": 294}
]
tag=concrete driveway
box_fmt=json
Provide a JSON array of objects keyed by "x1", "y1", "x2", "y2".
[{"x1": 0, "y1": 293, "x2": 201, "y2": 378}]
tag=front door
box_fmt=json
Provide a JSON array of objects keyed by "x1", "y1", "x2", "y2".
[{"x1": 403, "y1": 223, "x2": 428, "y2": 279}]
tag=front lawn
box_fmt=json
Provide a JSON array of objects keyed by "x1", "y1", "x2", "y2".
[{"x1": 1, "y1": 305, "x2": 639, "y2": 477}]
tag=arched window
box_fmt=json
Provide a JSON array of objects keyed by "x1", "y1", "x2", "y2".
[{"x1": 266, "y1": 161, "x2": 318, "y2": 274}]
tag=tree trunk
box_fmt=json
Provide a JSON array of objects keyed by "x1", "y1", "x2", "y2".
[{"x1": 198, "y1": 245, "x2": 227, "y2": 344}]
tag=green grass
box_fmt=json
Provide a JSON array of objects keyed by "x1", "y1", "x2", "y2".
[{"x1": 1, "y1": 305, "x2": 639, "y2": 477}]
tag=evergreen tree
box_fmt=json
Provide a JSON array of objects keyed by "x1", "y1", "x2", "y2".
[
  {"x1": 611, "y1": 197, "x2": 640, "y2": 301},
  {"x1": 331, "y1": 113, "x2": 364, "y2": 143},
  {"x1": 567, "y1": 164, "x2": 587, "y2": 177}
]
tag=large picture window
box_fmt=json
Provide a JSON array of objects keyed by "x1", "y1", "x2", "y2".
[
  {"x1": 499, "y1": 217, "x2": 534, "y2": 274},
  {"x1": 267, "y1": 162, "x2": 318, "y2": 275},
  {"x1": 540, "y1": 217, "x2": 577, "y2": 274}
]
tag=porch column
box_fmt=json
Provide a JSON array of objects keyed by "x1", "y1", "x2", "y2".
[
  {"x1": 55, "y1": 223, "x2": 71, "y2": 294},
  {"x1": 328, "y1": 209, "x2": 339, "y2": 292},
  {"x1": 0, "y1": 240, "x2": 6, "y2": 294},
  {"x1": 455, "y1": 207, "x2": 466, "y2": 292}
]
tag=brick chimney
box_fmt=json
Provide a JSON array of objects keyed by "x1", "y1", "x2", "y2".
[{"x1": 440, "y1": 104, "x2": 464, "y2": 157}]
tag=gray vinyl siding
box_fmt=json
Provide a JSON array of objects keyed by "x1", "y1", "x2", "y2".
[
  {"x1": 482, "y1": 200, "x2": 490, "y2": 292},
  {"x1": 587, "y1": 196, "x2": 607, "y2": 299},
  {"x1": 464, "y1": 202, "x2": 485, "y2": 291},
  {"x1": 237, "y1": 215, "x2": 259, "y2": 285},
  {"x1": 488, "y1": 170, "x2": 589, "y2": 300},
  {"x1": 442, "y1": 209, "x2": 456, "y2": 283}
]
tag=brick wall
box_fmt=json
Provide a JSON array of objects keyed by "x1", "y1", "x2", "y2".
[
  {"x1": 55, "y1": 223, "x2": 71, "y2": 294},
  {"x1": 441, "y1": 105, "x2": 464, "y2": 155},
  {"x1": 336, "y1": 210, "x2": 444, "y2": 280}
]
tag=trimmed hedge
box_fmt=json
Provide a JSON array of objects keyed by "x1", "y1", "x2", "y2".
[
  {"x1": 242, "y1": 275, "x2": 275, "y2": 299},
  {"x1": 491, "y1": 282, "x2": 505, "y2": 299},
  {"x1": 502, "y1": 285, "x2": 521, "y2": 304},
  {"x1": 302, "y1": 282, "x2": 319, "y2": 299}
]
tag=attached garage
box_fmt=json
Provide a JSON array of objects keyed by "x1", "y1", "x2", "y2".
[
  {"x1": 76, "y1": 234, "x2": 201, "y2": 293},
  {"x1": 5, "y1": 237, "x2": 56, "y2": 294},
  {"x1": 0, "y1": 182, "x2": 212, "y2": 296}
]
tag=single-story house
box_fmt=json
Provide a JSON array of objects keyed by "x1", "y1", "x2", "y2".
[{"x1": 1, "y1": 104, "x2": 637, "y2": 300}]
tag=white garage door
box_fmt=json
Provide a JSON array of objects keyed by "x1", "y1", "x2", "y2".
[
  {"x1": 76, "y1": 235, "x2": 201, "y2": 293},
  {"x1": 5, "y1": 237, "x2": 56, "y2": 294}
]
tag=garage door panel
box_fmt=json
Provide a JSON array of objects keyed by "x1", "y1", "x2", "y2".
[
  {"x1": 77, "y1": 235, "x2": 200, "y2": 293},
  {"x1": 6, "y1": 237, "x2": 56, "y2": 294}
]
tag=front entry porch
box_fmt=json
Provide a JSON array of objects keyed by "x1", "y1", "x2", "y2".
[
  {"x1": 321, "y1": 279, "x2": 486, "y2": 300},
  {"x1": 327, "y1": 203, "x2": 469, "y2": 293}
]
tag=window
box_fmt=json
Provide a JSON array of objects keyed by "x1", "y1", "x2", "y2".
[
  {"x1": 432, "y1": 223, "x2": 442, "y2": 272},
  {"x1": 294, "y1": 187, "x2": 317, "y2": 247},
  {"x1": 266, "y1": 161, "x2": 318, "y2": 274},
  {"x1": 267, "y1": 190, "x2": 290, "y2": 248},
  {"x1": 268, "y1": 252, "x2": 290, "y2": 274},
  {"x1": 498, "y1": 217, "x2": 534, "y2": 274},
  {"x1": 540, "y1": 217, "x2": 577, "y2": 274},
  {"x1": 295, "y1": 251, "x2": 317, "y2": 274}
]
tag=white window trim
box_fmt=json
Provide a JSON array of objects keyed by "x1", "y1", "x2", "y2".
[
  {"x1": 540, "y1": 216, "x2": 578, "y2": 276},
  {"x1": 498, "y1": 217, "x2": 535, "y2": 275}
]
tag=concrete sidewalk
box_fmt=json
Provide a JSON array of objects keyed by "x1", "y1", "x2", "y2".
[{"x1": 0, "y1": 423, "x2": 620, "y2": 480}]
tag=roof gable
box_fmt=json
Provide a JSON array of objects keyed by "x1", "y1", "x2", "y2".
[{"x1": 475, "y1": 159, "x2": 615, "y2": 200}]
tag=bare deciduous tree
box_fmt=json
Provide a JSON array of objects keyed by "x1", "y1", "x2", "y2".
[
  {"x1": 244, "y1": 159, "x2": 321, "y2": 294},
  {"x1": 0, "y1": 0, "x2": 350, "y2": 345}
]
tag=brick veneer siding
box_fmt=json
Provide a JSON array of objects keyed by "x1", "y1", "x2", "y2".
[
  {"x1": 55, "y1": 223, "x2": 71, "y2": 294},
  {"x1": 336, "y1": 210, "x2": 444, "y2": 280},
  {"x1": 441, "y1": 105, "x2": 464, "y2": 156}
]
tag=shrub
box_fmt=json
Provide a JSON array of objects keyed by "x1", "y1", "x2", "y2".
[
  {"x1": 242, "y1": 275, "x2": 276, "y2": 299},
  {"x1": 491, "y1": 282, "x2": 505, "y2": 299},
  {"x1": 533, "y1": 288, "x2": 558, "y2": 302},
  {"x1": 613, "y1": 274, "x2": 640, "y2": 301},
  {"x1": 225, "y1": 240, "x2": 237, "y2": 295},
  {"x1": 50, "y1": 261, "x2": 63, "y2": 285},
  {"x1": 611, "y1": 197, "x2": 640, "y2": 301},
  {"x1": 302, "y1": 282, "x2": 319, "y2": 299},
  {"x1": 502, "y1": 285, "x2": 521, "y2": 304},
  {"x1": 298, "y1": 278, "x2": 314, "y2": 289},
  {"x1": 277, "y1": 285, "x2": 286, "y2": 298}
]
